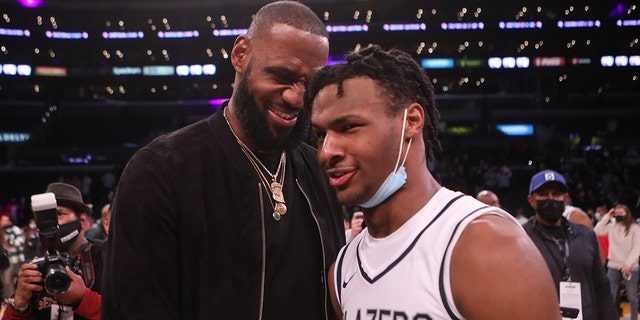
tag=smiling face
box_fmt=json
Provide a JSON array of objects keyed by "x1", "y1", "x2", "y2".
[
  {"x1": 231, "y1": 23, "x2": 329, "y2": 151},
  {"x1": 311, "y1": 77, "x2": 404, "y2": 205}
]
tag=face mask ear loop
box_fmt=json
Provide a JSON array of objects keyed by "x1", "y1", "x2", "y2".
[
  {"x1": 393, "y1": 109, "x2": 410, "y2": 172},
  {"x1": 321, "y1": 134, "x2": 328, "y2": 153},
  {"x1": 399, "y1": 138, "x2": 412, "y2": 169}
]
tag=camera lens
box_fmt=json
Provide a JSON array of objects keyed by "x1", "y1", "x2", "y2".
[{"x1": 43, "y1": 264, "x2": 71, "y2": 294}]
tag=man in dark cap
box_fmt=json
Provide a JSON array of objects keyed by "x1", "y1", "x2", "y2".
[
  {"x1": 3, "y1": 182, "x2": 103, "y2": 320},
  {"x1": 523, "y1": 170, "x2": 617, "y2": 320}
]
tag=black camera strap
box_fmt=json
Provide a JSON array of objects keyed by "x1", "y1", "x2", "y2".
[
  {"x1": 534, "y1": 219, "x2": 572, "y2": 281},
  {"x1": 81, "y1": 243, "x2": 95, "y2": 289},
  {"x1": 72, "y1": 240, "x2": 95, "y2": 289}
]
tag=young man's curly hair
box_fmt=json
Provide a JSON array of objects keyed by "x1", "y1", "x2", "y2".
[{"x1": 304, "y1": 44, "x2": 442, "y2": 160}]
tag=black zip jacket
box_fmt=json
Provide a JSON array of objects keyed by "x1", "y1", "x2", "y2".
[{"x1": 102, "y1": 105, "x2": 345, "y2": 320}]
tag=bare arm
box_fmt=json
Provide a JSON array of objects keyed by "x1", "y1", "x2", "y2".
[
  {"x1": 327, "y1": 263, "x2": 343, "y2": 320},
  {"x1": 568, "y1": 209, "x2": 593, "y2": 229},
  {"x1": 451, "y1": 214, "x2": 561, "y2": 320}
]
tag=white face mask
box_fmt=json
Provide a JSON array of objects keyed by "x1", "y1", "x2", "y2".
[{"x1": 359, "y1": 109, "x2": 412, "y2": 208}]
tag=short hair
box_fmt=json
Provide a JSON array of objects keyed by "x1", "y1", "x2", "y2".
[
  {"x1": 247, "y1": 1, "x2": 328, "y2": 39},
  {"x1": 476, "y1": 190, "x2": 500, "y2": 207},
  {"x1": 304, "y1": 44, "x2": 442, "y2": 160}
]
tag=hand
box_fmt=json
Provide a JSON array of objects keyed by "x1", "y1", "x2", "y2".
[
  {"x1": 607, "y1": 209, "x2": 616, "y2": 223},
  {"x1": 350, "y1": 213, "x2": 365, "y2": 238},
  {"x1": 52, "y1": 266, "x2": 86, "y2": 305},
  {"x1": 622, "y1": 265, "x2": 632, "y2": 276},
  {"x1": 14, "y1": 263, "x2": 44, "y2": 308}
]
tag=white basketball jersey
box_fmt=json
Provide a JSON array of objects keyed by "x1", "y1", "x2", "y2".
[{"x1": 333, "y1": 187, "x2": 520, "y2": 320}]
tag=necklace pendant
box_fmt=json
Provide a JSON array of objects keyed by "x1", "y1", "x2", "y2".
[
  {"x1": 270, "y1": 181, "x2": 285, "y2": 203},
  {"x1": 274, "y1": 201, "x2": 287, "y2": 216}
]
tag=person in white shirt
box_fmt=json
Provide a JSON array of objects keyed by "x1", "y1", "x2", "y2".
[
  {"x1": 306, "y1": 44, "x2": 561, "y2": 320},
  {"x1": 594, "y1": 203, "x2": 640, "y2": 320}
]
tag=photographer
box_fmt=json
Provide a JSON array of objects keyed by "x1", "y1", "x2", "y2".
[{"x1": 3, "y1": 183, "x2": 103, "y2": 320}]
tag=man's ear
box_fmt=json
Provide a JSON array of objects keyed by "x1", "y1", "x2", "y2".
[
  {"x1": 404, "y1": 103, "x2": 425, "y2": 140},
  {"x1": 527, "y1": 194, "x2": 535, "y2": 208},
  {"x1": 231, "y1": 35, "x2": 250, "y2": 74}
]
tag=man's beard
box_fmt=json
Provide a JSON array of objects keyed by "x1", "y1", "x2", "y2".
[{"x1": 232, "y1": 66, "x2": 310, "y2": 152}]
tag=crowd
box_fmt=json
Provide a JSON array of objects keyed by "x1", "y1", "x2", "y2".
[
  {"x1": 2, "y1": 145, "x2": 640, "y2": 228},
  {"x1": 432, "y1": 143, "x2": 640, "y2": 222}
]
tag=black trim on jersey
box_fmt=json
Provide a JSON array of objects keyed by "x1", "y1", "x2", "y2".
[
  {"x1": 355, "y1": 194, "x2": 465, "y2": 284},
  {"x1": 335, "y1": 239, "x2": 353, "y2": 303},
  {"x1": 438, "y1": 200, "x2": 490, "y2": 320}
]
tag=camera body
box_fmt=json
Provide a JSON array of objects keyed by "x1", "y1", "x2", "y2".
[
  {"x1": 30, "y1": 192, "x2": 82, "y2": 295},
  {"x1": 29, "y1": 251, "x2": 81, "y2": 295}
]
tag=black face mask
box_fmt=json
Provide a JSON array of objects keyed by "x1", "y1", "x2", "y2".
[
  {"x1": 536, "y1": 199, "x2": 565, "y2": 223},
  {"x1": 615, "y1": 216, "x2": 625, "y2": 222},
  {"x1": 58, "y1": 220, "x2": 82, "y2": 251}
]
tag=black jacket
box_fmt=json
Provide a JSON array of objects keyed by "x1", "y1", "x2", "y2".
[
  {"x1": 523, "y1": 217, "x2": 617, "y2": 320},
  {"x1": 102, "y1": 106, "x2": 345, "y2": 320}
]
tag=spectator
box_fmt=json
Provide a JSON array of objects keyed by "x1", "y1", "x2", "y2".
[
  {"x1": 523, "y1": 169, "x2": 617, "y2": 320},
  {"x1": 563, "y1": 200, "x2": 593, "y2": 229},
  {"x1": 85, "y1": 203, "x2": 110, "y2": 241},
  {"x1": 344, "y1": 206, "x2": 365, "y2": 243},
  {"x1": 0, "y1": 214, "x2": 25, "y2": 301},
  {"x1": 594, "y1": 204, "x2": 640, "y2": 320},
  {"x1": 21, "y1": 219, "x2": 42, "y2": 261},
  {"x1": 475, "y1": 189, "x2": 500, "y2": 207}
]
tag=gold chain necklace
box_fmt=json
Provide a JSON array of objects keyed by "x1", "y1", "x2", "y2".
[{"x1": 223, "y1": 107, "x2": 288, "y2": 221}]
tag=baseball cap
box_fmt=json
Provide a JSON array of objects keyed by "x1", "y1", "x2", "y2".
[{"x1": 528, "y1": 169, "x2": 568, "y2": 195}]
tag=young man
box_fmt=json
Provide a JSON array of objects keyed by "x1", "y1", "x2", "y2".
[
  {"x1": 102, "y1": 2, "x2": 345, "y2": 319},
  {"x1": 4, "y1": 182, "x2": 103, "y2": 320},
  {"x1": 524, "y1": 169, "x2": 617, "y2": 320},
  {"x1": 306, "y1": 45, "x2": 561, "y2": 319}
]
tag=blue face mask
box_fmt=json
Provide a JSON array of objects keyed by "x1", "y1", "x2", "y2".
[{"x1": 360, "y1": 109, "x2": 412, "y2": 208}]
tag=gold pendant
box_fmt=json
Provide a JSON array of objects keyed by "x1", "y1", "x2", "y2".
[
  {"x1": 270, "y1": 181, "x2": 285, "y2": 203},
  {"x1": 274, "y1": 201, "x2": 287, "y2": 216}
]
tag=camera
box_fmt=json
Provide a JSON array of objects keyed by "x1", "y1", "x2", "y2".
[
  {"x1": 560, "y1": 306, "x2": 579, "y2": 319},
  {"x1": 30, "y1": 192, "x2": 82, "y2": 295}
]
